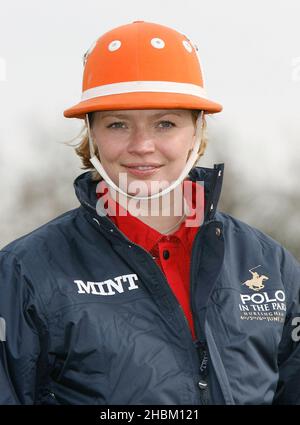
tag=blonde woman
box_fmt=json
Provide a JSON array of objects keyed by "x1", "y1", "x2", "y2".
[{"x1": 0, "y1": 21, "x2": 299, "y2": 405}]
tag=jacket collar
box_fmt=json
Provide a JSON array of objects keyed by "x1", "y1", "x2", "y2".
[{"x1": 74, "y1": 163, "x2": 224, "y2": 224}]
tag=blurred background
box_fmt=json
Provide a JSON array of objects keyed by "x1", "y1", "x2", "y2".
[{"x1": 0, "y1": 0, "x2": 299, "y2": 259}]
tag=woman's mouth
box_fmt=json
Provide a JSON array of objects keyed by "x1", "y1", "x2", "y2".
[{"x1": 122, "y1": 164, "x2": 162, "y2": 177}]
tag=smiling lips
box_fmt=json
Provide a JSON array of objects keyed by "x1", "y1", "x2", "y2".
[{"x1": 122, "y1": 163, "x2": 162, "y2": 177}]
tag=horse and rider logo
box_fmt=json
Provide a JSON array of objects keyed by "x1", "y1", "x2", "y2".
[{"x1": 242, "y1": 265, "x2": 269, "y2": 291}]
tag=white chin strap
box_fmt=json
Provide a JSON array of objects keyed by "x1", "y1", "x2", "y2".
[{"x1": 86, "y1": 110, "x2": 204, "y2": 201}]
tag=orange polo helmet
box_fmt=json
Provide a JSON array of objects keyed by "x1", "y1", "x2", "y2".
[{"x1": 64, "y1": 21, "x2": 222, "y2": 119}]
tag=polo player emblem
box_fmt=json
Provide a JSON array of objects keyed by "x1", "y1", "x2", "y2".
[{"x1": 242, "y1": 265, "x2": 269, "y2": 291}]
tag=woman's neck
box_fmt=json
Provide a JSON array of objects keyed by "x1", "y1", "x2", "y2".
[{"x1": 115, "y1": 187, "x2": 187, "y2": 235}]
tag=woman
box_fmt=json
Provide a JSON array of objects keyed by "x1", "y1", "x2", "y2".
[{"x1": 0, "y1": 21, "x2": 300, "y2": 405}]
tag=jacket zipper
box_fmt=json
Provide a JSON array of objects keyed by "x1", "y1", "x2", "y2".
[
  {"x1": 189, "y1": 223, "x2": 210, "y2": 405},
  {"x1": 189, "y1": 219, "x2": 231, "y2": 405}
]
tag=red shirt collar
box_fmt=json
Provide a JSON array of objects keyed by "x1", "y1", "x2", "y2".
[{"x1": 96, "y1": 179, "x2": 204, "y2": 251}]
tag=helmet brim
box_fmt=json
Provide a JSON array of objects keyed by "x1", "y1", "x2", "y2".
[{"x1": 64, "y1": 92, "x2": 222, "y2": 119}]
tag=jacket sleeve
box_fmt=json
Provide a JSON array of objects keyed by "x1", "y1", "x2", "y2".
[
  {"x1": 273, "y1": 248, "x2": 300, "y2": 404},
  {"x1": 0, "y1": 250, "x2": 48, "y2": 405}
]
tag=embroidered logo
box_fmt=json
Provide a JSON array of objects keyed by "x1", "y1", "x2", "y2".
[
  {"x1": 239, "y1": 265, "x2": 286, "y2": 323},
  {"x1": 242, "y1": 265, "x2": 269, "y2": 291}
]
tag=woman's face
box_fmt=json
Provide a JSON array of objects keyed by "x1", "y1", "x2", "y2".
[{"x1": 91, "y1": 109, "x2": 196, "y2": 196}]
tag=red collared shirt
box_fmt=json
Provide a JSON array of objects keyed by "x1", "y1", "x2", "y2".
[{"x1": 96, "y1": 180, "x2": 204, "y2": 341}]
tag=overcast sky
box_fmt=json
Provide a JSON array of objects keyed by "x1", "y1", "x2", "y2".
[{"x1": 0, "y1": 0, "x2": 299, "y2": 192}]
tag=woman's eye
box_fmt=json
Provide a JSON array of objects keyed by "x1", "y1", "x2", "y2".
[
  {"x1": 107, "y1": 122, "x2": 126, "y2": 129},
  {"x1": 157, "y1": 120, "x2": 175, "y2": 129}
]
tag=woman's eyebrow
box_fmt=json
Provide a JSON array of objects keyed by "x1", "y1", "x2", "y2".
[
  {"x1": 151, "y1": 111, "x2": 183, "y2": 118},
  {"x1": 100, "y1": 111, "x2": 184, "y2": 120},
  {"x1": 100, "y1": 113, "x2": 130, "y2": 120}
]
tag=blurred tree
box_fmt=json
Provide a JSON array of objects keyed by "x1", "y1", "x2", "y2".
[
  {"x1": 0, "y1": 119, "x2": 299, "y2": 261},
  {"x1": 207, "y1": 120, "x2": 300, "y2": 260},
  {"x1": 0, "y1": 123, "x2": 80, "y2": 248}
]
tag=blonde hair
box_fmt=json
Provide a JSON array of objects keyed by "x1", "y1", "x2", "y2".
[{"x1": 73, "y1": 110, "x2": 208, "y2": 181}]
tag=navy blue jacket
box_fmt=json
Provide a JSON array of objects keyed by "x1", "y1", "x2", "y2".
[{"x1": 1, "y1": 164, "x2": 300, "y2": 405}]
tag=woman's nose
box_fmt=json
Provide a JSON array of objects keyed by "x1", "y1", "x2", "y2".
[{"x1": 127, "y1": 128, "x2": 155, "y2": 155}]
